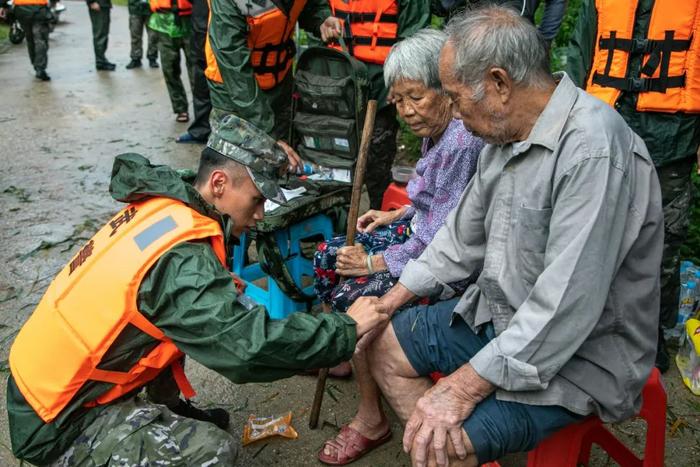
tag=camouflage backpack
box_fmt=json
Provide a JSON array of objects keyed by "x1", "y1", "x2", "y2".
[
  {"x1": 292, "y1": 41, "x2": 370, "y2": 177},
  {"x1": 253, "y1": 45, "x2": 370, "y2": 307}
]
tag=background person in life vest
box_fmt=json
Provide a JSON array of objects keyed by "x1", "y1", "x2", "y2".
[
  {"x1": 12, "y1": 0, "x2": 53, "y2": 80},
  {"x1": 148, "y1": 0, "x2": 194, "y2": 123},
  {"x1": 205, "y1": 0, "x2": 345, "y2": 173},
  {"x1": 126, "y1": 0, "x2": 159, "y2": 69},
  {"x1": 564, "y1": 0, "x2": 700, "y2": 373},
  {"x1": 323, "y1": 0, "x2": 431, "y2": 210},
  {"x1": 86, "y1": 0, "x2": 115, "y2": 70},
  {"x1": 6, "y1": 115, "x2": 390, "y2": 466}
]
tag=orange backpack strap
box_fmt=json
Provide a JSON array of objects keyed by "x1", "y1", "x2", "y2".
[{"x1": 171, "y1": 359, "x2": 196, "y2": 400}]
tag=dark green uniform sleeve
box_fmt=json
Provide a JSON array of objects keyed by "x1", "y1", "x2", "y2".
[
  {"x1": 207, "y1": 0, "x2": 275, "y2": 133},
  {"x1": 298, "y1": 0, "x2": 331, "y2": 37},
  {"x1": 564, "y1": 0, "x2": 596, "y2": 88},
  {"x1": 138, "y1": 241, "x2": 357, "y2": 383},
  {"x1": 397, "y1": 0, "x2": 431, "y2": 39}
]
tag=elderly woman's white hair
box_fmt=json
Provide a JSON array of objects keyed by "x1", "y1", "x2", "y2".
[{"x1": 383, "y1": 28, "x2": 447, "y2": 90}]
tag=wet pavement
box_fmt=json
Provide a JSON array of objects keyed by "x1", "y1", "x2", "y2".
[{"x1": 1, "y1": 2, "x2": 699, "y2": 466}]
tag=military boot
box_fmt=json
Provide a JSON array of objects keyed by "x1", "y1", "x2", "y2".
[
  {"x1": 35, "y1": 70, "x2": 51, "y2": 81},
  {"x1": 126, "y1": 59, "x2": 142, "y2": 69},
  {"x1": 170, "y1": 399, "x2": 230, "y2": 430}
]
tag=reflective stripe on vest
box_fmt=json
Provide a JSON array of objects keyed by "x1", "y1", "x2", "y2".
[
  {"x1": 205, "y1": 0, "x2": 306, "y2": 91},
  {"x1": 149, "y1": 0, "x2": 192, "y2": 16},
  {"x1": 9, "y1": 198, "x2": 226, "y2": 423},
  {"x1": 329, "y1": 0, "x2": 399, "y2": 65},
  {"x1": 586, "y1": 0, "x2": 700, "y2": 114},
  {"x1": 12, "y1": 0, "x2": 48, "y2": 5}
]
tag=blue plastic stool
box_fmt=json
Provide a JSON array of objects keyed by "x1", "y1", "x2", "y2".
[{"x1": 231, "y1": 213, "x2": 334, "y2": 319}]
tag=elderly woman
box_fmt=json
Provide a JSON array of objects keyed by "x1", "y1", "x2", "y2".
[
  {"x1": 314, "y1": 28, "x2": 483, "y2": 315},
  {"x1": 316, "y1": 29, "x2": 484, "y2": 464}
]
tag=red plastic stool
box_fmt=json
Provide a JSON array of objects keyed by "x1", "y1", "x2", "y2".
[
  {"x1": 381, "y1": 182, "x2": 410, "y2": 211},
  {"x1": 527, "y1": 367, "x2": 666, "y2": 467}
]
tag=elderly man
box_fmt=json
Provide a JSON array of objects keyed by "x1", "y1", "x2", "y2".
[{"x1": 352, "y1": 6, "x2": 663, "y2": 466}]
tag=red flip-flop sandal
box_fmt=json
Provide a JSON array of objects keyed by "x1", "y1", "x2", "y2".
[{"x1": 318, "y1": 425, "x2": 392, "y2": 465}]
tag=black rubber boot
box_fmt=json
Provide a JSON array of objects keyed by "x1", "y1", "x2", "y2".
[
  {"x1": 170, "y1": 399, "x2": 230, "y2": 430},
  {"x1": 149, "y1": 58, "x2": 159, "y2": 68},
  {"x1": 35, "y1": 70, "x2": 51, "y2": 81},
  {"x1": 126, "y1": 59, "x2": 142, "y2": 69}
]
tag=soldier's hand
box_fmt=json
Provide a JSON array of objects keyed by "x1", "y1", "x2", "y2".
[
  {"x1": 347, "y1": 296, "x2": 390, "y2": 337},
  {"x1": 320, "y1": 16, "x2": 342, "y2": 42},
  {"x1": 276, "y1": 140, "x2": 302, "y2": 174},
  {"x1": 88, "y1": 1, "x2": 100, "y2": 11}
]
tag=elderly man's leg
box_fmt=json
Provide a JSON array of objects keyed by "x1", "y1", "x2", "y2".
[
  {"x1": 367, "y1": 312, "x2": 478, "y2": 466},
  {"x1": 368, "y1": 300, "x2": 583, "y2": 465}
]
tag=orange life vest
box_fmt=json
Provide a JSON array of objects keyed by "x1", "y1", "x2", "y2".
[
  {"x1": 149, "y1": 0, "x2": 192, "y2": 16},
  {"x1": 9, "y1": 198, "x2": 227, "y2": 423},
  {"x1": 12, "y1": 0, "x2": 48, "y2": 6},
  {"x1": 205, "y1": 0, "x2": 306, "y2": 91},
  {"x1": 329, "y1": 0, "x2": 399, "y2": 65},
  {"x1": 586, "y1": 0, "x2": 700, "y2": 114}
]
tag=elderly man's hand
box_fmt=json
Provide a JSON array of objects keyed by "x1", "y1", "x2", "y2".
[
  {"x1": 320, "y1": 16, "x2": 342, "y2": 42},
  {"x1": 347, "y1": 296, "x2": 390, "y2": 337},
  {"x1": 404, "y1": 364, "x2": 495, "y2": 467}
]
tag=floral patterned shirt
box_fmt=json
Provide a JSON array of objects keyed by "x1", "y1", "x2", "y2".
[{"x1": 383, "y1": 119, "x2": 483, "y2": 277}]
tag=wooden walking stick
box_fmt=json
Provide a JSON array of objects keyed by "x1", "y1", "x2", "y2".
[{"x1": 308, "y1": 99, "x2": 378, "y2": 429}]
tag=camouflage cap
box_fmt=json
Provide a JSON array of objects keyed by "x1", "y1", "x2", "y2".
[{"x1": 207, "y1": 114, "x2": 288, "y2": 204}]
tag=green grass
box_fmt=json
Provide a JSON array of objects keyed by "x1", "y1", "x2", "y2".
[
  {"x1": 0, "y1": 23, "x2": 8, "y2": 42},
  {"x1": 112, "y1": 0, "x2": 128, "y2": 6}
]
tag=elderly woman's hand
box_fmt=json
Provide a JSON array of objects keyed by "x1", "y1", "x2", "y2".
[
  {"x1": 357, "y1": 208, "x2": 406, "y2": 233},
  {"x1": 336, "y1": 245, "x2": 370, "y2": 277},
  {"x1": 336, "y1": 245, "x2": 388, "y2": 277}
]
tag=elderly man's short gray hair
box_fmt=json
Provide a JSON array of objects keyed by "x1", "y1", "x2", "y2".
[
  {"x1": 445, "y1": 6, "x2": 550, "y2": 96},
  {"x1": 384, "y1": 28, "x2": 448, "y2": 90}
]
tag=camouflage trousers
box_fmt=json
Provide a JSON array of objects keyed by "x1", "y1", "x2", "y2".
[
  {"x1": 658, "y1": 157, "x2": 695, "y2": 328},
  {"x1": 365, "y1": 105, "x2": 399, "y2": 210},
  {"x1": 49, "y1": 397, "x2": 238, "y2": 467},
  {"x1": 129, "y1": 14, "x2": 158, "y2": 61},
  {"x1": 19, "y1": 18, "x2": 49, "y2": 72},
  {"x1": 155, "y1": 31, "x2": 194, "y2": 114}
]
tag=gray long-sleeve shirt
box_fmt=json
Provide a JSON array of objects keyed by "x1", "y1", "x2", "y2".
[{"x1": 399, "y1": 73, "x2": 663, "y2": 422}]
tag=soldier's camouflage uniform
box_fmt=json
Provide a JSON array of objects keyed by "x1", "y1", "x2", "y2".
[
  {"x1": 50, "y1": 397, "x2": 237, "y2": 467},
  {"x1": 13, "y1": 4, "x2": 52, "y2": 75},
  {"x1": 566, "y1": 0, "x2": 700, "y2": 332},
  {"x1": 128, "y1": 0, "x2": 158, "y2": 62},
  {"x1": 86, "y1": 0, "x2": 113, "y2": 68},
  {"x1": 149, "y1": 12, "x2": 194, "y2": 115}
]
